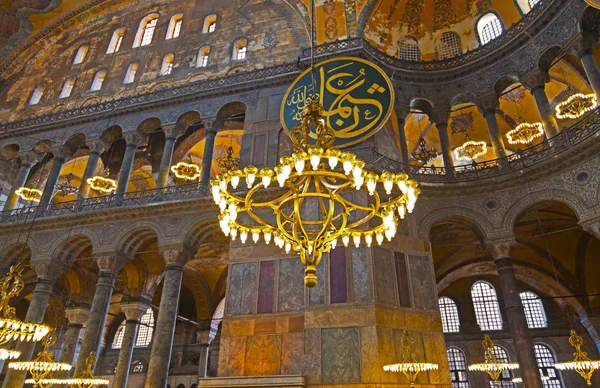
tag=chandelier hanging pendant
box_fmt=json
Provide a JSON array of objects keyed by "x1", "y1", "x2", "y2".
[
  {"x1": 468, "y1": 335, "x2": 519, "y2": 384},
  {"x1": 55, "y1": 173, "x2": 79, "y2": 197},
  {"x1": 217, "y1": 146, "x2": 240, "y2": 172},
  {"x1": 454, "y1": 135, "x2": 487, "y2": 161},
  {"x1": 506, "y1": 122, "x2": 544, "y2": 145},
  {"x1": 411, "y1": 138, "x2": 439, "y2": 165},
  {"x1": 212, "y1": 96, "x2": 419, "y2": 287},
  {"x1": 10, "y1": 332, "x2": 71, "y2": 388},
  {"x1": 171, "y1": 156, "x2": 201, "y2": 181},
  {"x1": 15, "y1": 187, "x2": 42, "y2": 203},
  {"x1": 383, "y1": 331, "x2": 438, "y2": 387},
  {"x1": 0, "y1": 266, "x2": 51, "y2": 346},
  {"x1": 555, "y1": 93, "x2": 598, "y2": 120},
  {"x1": 555, "y1": 330, "x2": 600, "y2": 385},
  {"x1": 87, "y1": 170, "x2": 117, "y2": 194}
]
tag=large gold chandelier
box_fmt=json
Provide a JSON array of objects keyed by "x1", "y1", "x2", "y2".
[
  {"x1": 171, "y1": 156, "x2": 201, "y2": 181},
  {"x1": 0, "y1": 266, "x2": 51, "y2": 346},
  {"x1": 15, "y1": 187, "x2": 42, "y2": 203},
  {"x1": 555, "y1": 330, "x2": 600, "y2": 385},
  {"x1": 87, "y1": 170, "x2": 117, "y2": 194},
  {"x1": 10, "y1": 332, "x2": 72, "y2": 388},
  {"x1": 383, "y1": 331, "x2": 438, "y2": 387},
  {"x1": 212, "y1": 96, "x2": 419, "y2": 287},
  {"x1": 454, "y1": 136, "x2": 487, "y2": 161},
  {"x1": 468, "y1": 335, "x2": 519, "y2": 384},
  {"x1": 555, "y1": 93, "x2": 598, "y2": 120},
  {"x1": 506, "y1": 122, "x2": 545, "y2": 145}
]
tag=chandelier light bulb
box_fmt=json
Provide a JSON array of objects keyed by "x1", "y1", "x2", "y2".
[
  {"x1": 228, "y1": 203, "x2": 238, "y2": 222},
  {"x1": 354, "y1": 174, "x2": 364, "y2": 190},
  {"x1": 230, "y1": 228, "x2": 238, "y2": 241},
  {"x1": 264, "y1": 231, "x2": 272, "y2": 245},
  {"x1": 342, "y1": 233, "x2": 350, "y2": 247},
  {"x1": 407, "y1": 202, "x2": 415, "y2": 214},
  {"x1": 352, "y1": 233, "x2": 361, "y2": 248},
  {"x1": 342, "y1": 154, "x2": 354, "y2": 175},
  {"x1": 261, "y1": 168, "x2": 273, "y2": 188},
  {"x1": 211, "y1": 184, "x2": 221, "y2": 204},
  {"x1": 285, "y1": 242, "x2": 291, "y2": 253},
  {"x1": 398, "y1": 179, "x2": 407, "y2": 193},
  {"x1": 376, "y1": 233, "x2": 384, "y2": 245},
  {"x1": 328, "y1": 156, "x2": 338, "y2": 169},
  {"x1": 219, "y1": 197, "x2": 227, "y2": 211},
  {"x1": 294, "y1": 157, "x2": 305, "y2": 174},
  {"x1": 365, "y1": 233, "x2": 373, "y2": 247},
  {"x1": 231, "y1": 174, "x2": 240, "y2": 189},
  {"x1": 262, "y1": 175, "x2": 271, "y2": 188},
  {"x1": 281, "y1": 157, "x2": 292, "y2": 177},
  {"x1": 382, "y1": 172, "x2": 394, "y2": 194},
  {"x1": 252, "y1": 230, "x2": 260, "y2": 243},
  {"x1": 240, "y1": 230, "x2": 248, "y2": 244},
  {"x1": 330, "y1": 238, "x2": 337, "y2": 249},
  {"x1": 246, "y1": 173, "x2": 255, "y2": 188}
]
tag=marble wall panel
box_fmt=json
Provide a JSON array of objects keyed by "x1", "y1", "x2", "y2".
[
  {"x1": 378, "y1": 326, "x2": 399, "y2": 384},
  {"x1": 219, "y1": 336, "x2": 247, "y2": 376},
  {"x1": 244, "y1": 335, "x2": 282, "y2": 376},
  {"x1": 409, "y1": 254, "x2": 437, "y2": 311},
  {"x1": 258, "y1": 260, "x2": 276, "y2": 314},
  {"x1": 360, "y1": 326, "x2": 380, "y2": 383},
  {"x1": 321, "y1": 327, "x2": 361, "y2": 384},
  {"x1": 330, "y1": 247, "x2": 348, "y2": 304},
  {"x1": 423, "y1": 331, "x2": 451, "y2": 384},
  {"x1": 309, "y1": 255, "x2": 327, "y2": 305},
  {"x1": 281, "y1": 332, "x2": 304, "y2": 375},
  {"x1": 350, "y1": 246, "x2": 372, "y2": 303},
  {"x1": 373, "y1": 247, "x2": 397, "y2": 307},
  {"x1": 278, "y1": 258, "x2": 305, "y2": 312},
  {"x1": 227, "y1": 262, "x2": 257, "y2": 316},
  {"x1": 303, "y1": 329, "x2": 322, "y2": 385}
]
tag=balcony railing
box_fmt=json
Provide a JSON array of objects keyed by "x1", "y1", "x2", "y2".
[{"x1": 1, "y1": 108, "x2": 599, "y2": 224}]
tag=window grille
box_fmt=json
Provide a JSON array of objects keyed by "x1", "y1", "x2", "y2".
[
  {"x1": 59, "y1": 79, "x2": 75, "y2": 98},
  {"x1": 141, "y1": 18, "x2": 158, "y2": 46},
  {"x1": 112, "y1": 324, "x2": 125, "y2": 349},
  {"x1": 107, "y1": 29, "x2": 125, "y2": 54},
  {"x1": 471, "y1": 281, "x2": 503, "y2": 331},
  {"x1": 73, "y1": 46, "x2": 88, "y2": 65},
  {"x1": 90, "y1": 70, "x2": 106, "y2": 91},
  {"x1": 123, "y1": 63, "x2": 138, "y2": 84},
  {"x1": 399, "y1": 37, "x2": 420, "y2": 61},
  {"x1": 439, "y1": 297, "x2": 460, "y2": 333},
  {"x1": 173, "y1": 19, "x2": 182, "y2": 38},
  {"x1": 160, "y1": 55, "x2": 174, "y2": 75},
  {"x1": 535, "y1": 344, "x2": 562, "y2": 388},
  {"x1": 236, "y1": 45, "x2": 247, "y2": 60},
  {"x1": 486, "y1": 346, "x2": 515, "y2": 387},
  {"x1": 438, "y1": 32, "x2": 462, "y2": 60},
  {"x1": 198, "y1": 46, "x2": 210, "y2": 67},
  {"x1": 208, "y1": 22, "x2": 216, "y2": 33},
  {"x1": 479, "y1": 14, "x2": 503, "y2": 45},
  {"x1": 132, "y1": 362, "x2": 144, "y2": 373},
  {"x1": 447, "y1": 347, "x2": 470, "y2": 388},
  {"x1": 520, "y1": 292, "x2": 547, "y2": 329},
  {"x1": 135, "y1": 308, "x2": 154, "y2": 347},
  {"x1": 529, "y1": 0, "x2": 541, "y2": 8}
]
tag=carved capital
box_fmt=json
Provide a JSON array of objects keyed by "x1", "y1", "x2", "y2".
[
  {"x1": 85, "y1": 138, "x2": 109, "y2": 154},
  {"x1": 203, "y1": 118, "x2": 220, "y2": 135},
  {"x1": 430, "y1": 106, "x2": 451, "y2": 126},
  {"x1": 485, "y1": 237, "x2": 516, "y2": 259},
  {"x1": 121, "y1": 301, "x2": 151, "y2": 321},
  {"x1": 17, "y1": 150, "x2": 42, "y2": 166},
  {"x1": 31, "y1": 258, "x2": 70, "y2": 281},
  {"x1": 160, "y1": 246, "x2": 195, "y2": 266},
  {"x1": 520, "y1": 70, "x2": 550, "y2": 91},
  {"x1": 477, "y1": 94, "x2": 499, "y2": 115},
  {"x1": 123, "y1": 132, "x2": 147, "y2": 147},
  {"x1": 95, "y1": 252, "x2": 130, "y2": 274},
  {"x1": 65, "y1": 307, "x2": 90, "y2": 326},
  {"x1": 54, "y1": 145, "x2": 73, "y2": 160},
  {"x1": 162, "y1": 124, "x2": 186, "y2": 140}
]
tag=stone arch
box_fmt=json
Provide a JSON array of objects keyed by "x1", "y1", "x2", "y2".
[
  {"x1": 538, "y1": 46, "x2": 564, "y2": 72},
  {"x1": 279, "y1": 0, "x2": 311, "y2": 47},
  {"x1": 209, "y1": 298, "x2": 225, "y2": 343},
  {"x1": 450, "y1": 92, "x2": 476, "y2": 108},
  {"x1": 0, "y1": 143, "x2": 19, "y2": 159},
  {"x1": 502, "y1": 191, "x2": 586, "y2": 232},
  {"x1": 183, "y1": 217, "x2": 227, "y2": 253},
  {"x1": 64, "y1": 132, "x2": 87, "y2": 151},
  {"x1": 51, "y1": 234, "x2": 93, "y2": 263},
  {"x1": 115, "y1": 226, "x2": 161, "y2": 258},
  {"x1": 137, "y1": 117, "x2": 162, "y2": 134},
  {"x1": 100, "y1": 125, "x2": 123, "y2": 142},
  {"x1": 409, "y1": 98, "x2": 434, "y2": 116},
  {"x1": 176, "y1": 111, "x2": 202, "y2": 130},
  {"x1": 0, "y1": 241, "x2": 31, "y2": 272},
  {"x1": 493, "y1": 74, "x2": 520, "y2": 97},
  {"x1": 215, "y1": 101, "x2": 248, "y2": 127},
  {"x1": 182, "y1": 267, "x2": 212, "y2": 320},
  {"x1": 417, "y1": 205, "x2": 495, "y2": 240},
  {"x1": 579, "y1": 6, "x2": 600, "y2": 33}
]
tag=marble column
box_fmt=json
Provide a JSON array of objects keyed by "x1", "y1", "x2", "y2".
[
  {"x1": 576, "y1": 32, "x2": 600, "y2": 99},
  {"x1": 5, "y1": 151, "x2": 41, "y2": 210},
  {"x1": 157, "y1": 125, "x2": 182, "y2": 189},
  {"x1": 116, "y1": 133, "x2": 146, "y2": 196},
  {"x1": 487, "y1": 239, "x2": 542, "y2": 388},
  {"x1": 2, "y1": 260, "x2": 66, "y2": 388},
  {"x1": 145, "y1": 247, "x2": 192, "y2": 388},
  {"x1": 432, "y1": 107, "x2": 454, "y2": 175},
  {"x1": 78, "y1": 139, "x2": 108, "y2": 199},
  {"x1": 201, "y1": 120, "x2": 218, "y2": 183},
  {"x1": 74, "y1": 255, "x2": 126, "y2": 376},
  {"x1": 59, "y1": 307, "x2": 90, "y2": 375},
  {"x1": 478, "y1": 95, "x2": 507, "y2": 159},
  {"x1": 40, "y1": 146, "x2": 72, "y2": 206},
  {"x1": 395, "y1": 107, "x2": 410, "y2": 164},
  {"x1": 112, "y1": 301, "x2": 149, "y2": 388},
  {"x1": 522, "y1": 70, "x2": 559, "y2": 138},
  {"x1": 196, "y1": 330, "x2": 210, "y2": 378}
]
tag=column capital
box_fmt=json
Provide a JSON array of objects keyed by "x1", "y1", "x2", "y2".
[
  {"x1": 580, "y1": 218, "x2": 600, "y2": 240},
  {"x1": 162, "y1": 124, "x2": 186, "y2": 140},
  {"x1": 85, "y1": 138, "x2": 109, "y2": 154},
  {"x1": 520, "y1": 69, "x2": 550, "y2": 91},
  {"x1": 160, "y1": 245, "x2": 195, "y2": 266},
  {"x1": 122, "y1": 132, "x2": 147, "y2": 147},
  {"x1": 30, "y1": 258, "x2": 71, "y2": 281},
  {"x1": 95, "y1": 252, "x2": 130, "y2": 274},
  {"x1": 476, "y1": 94, "x2": 499, "y2": 115},
  {"x1": 573, "y1": 32, "x2": 598, "y2": 58},
  {"x1": 65, "y1": 306, "x2": 90, "y2": 326},
  {"x1": 53, "y1": 145, "x2": 73, "y2": 161},
  {"x1": 121, "y1": 301, "x2": 151, "y2": 321},
  {"x1": 485, "y1": 237, "x2": 516, "y2": 259},
  {"x1": 203, "y1": 118, "x2": 221, "y2": 134},
  {"x1": 430, "y1": 106, "x2": 451, "y2": 126},
  {"x1": 17, "y1": 150, "x2": 42, "y2": 166}
]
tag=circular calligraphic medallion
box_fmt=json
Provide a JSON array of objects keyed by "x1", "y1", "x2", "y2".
[{"x1": 281, "y1": 56, "x2": 394, "y2": 148}]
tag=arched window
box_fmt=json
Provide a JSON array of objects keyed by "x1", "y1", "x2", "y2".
[
  {"x1": 471, "y1": 281, "x2": 503, "y2": 331},
  {"x1": 477, "y1": 13, "x2": 503, "y2": 45},
  {"x1": 112, "y1": 308, "x2": 154, "y2": 349},
  {"x1": 133, "y1": 14, "x2": 159, "y2": 47},
  {"x1": 399, "y1": 37, "x2": 420, "y2": 61},
  {"x1": 439, "y1": 297, "x2": 460, "y2": 333},
  {"x1": 447, "y1": 347, "x2": 470, "y2": 388},
  {"x1": 106, "y1": 28, "x2": 125, "y2": 54},
  {"x1": 520, "y1": 291, "x2": 547, "y2": 328},
  {"x1": 515, "y1": 0, "x2": 540, "y2": 13},
  {"x1": 132, "y1": 361, "x2": 144, "y2": 373},
  {"x1": 534, "y1": 344, "x2": 562, "y2": 387},
  {"x1": 59, "y1": 78, "x2": 76, "y2": 99},
  {"x1": 90, "y1": 70, "x2": 107, "y2": 91},
  {"x1": 160, "y1": 54, "x2": 174, "y2": 75},
  {"x1": 72, "y1": 45, "x2": 89, "y2": 65},
  {"x1": 123, "y1": 62, "x2": 138, "y2": 84},
  {"x1": 437, "y1": 32, "x2": 462, "y2": 60},
  {"x1": 203, "y1": 14, "x2": 217, "y2": 33},
  {"x1": 29, "y1": 85, "x2": 45, "y2": 105},
  {"x1": 529, "y1": 0, "x2": 541, "y2": 7},
  {"x1": 166, "y1": 14, "x2": 183, "y2": 39},
  {"x1": 486, "y1": 346, "x2": 515, "y2": 387},
  {"x1": 197, "y1": 45, "x2": 211, "y2": 67},
  {"x1": 233, "y1": 39, "x2": 248, "y2": 60}
]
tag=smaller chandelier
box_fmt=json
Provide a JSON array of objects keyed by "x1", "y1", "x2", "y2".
[
  {"x1": 411, "y1": 138, "x2": 438, "y2": 165},
  {"x1": 0, "y1": 348, "x2": 21, "y2": 360},
  {"x1": 15, "y1": 187, "x2": 42, "y2": 203},
  {"x1": 468, "y1": 335, "x2": 519, "y2": 384},
  {"x1": 216, "y1": 146, "x2": 240, "y2": 171},
  {"x1": 454, "y1": 139, "x2": 487, "y2": 161},
  {"x1": 506, "y1": 122, "x2": 544, "y2": 145},
  {"x1": 9, "y1": 332, "x2": 72, "y2": 388},
  {"x1": 87, "y1": 170, "x2": 117, "y2": 194},
  {"x1": 555, "y1": 93, "x2": 598, "y2": 120},
  {"x1": 56, "y1": 352, "x2": 110, "y2": 388},
  {"x1": 383, "y1": 331, "x2": 438, "y2": 387},
  {"x1": 0, "y1": 266, "x2": 52, "y2": 345},
  {"x1": 555, "y1": 330, "x2": 600, "y2": 385},
  {"x1": 171, "y1": 156, "x2": 201, "y2": 181},
  {"x1": 55, "y1": 173, "x2": 79, "y2": 196}
]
